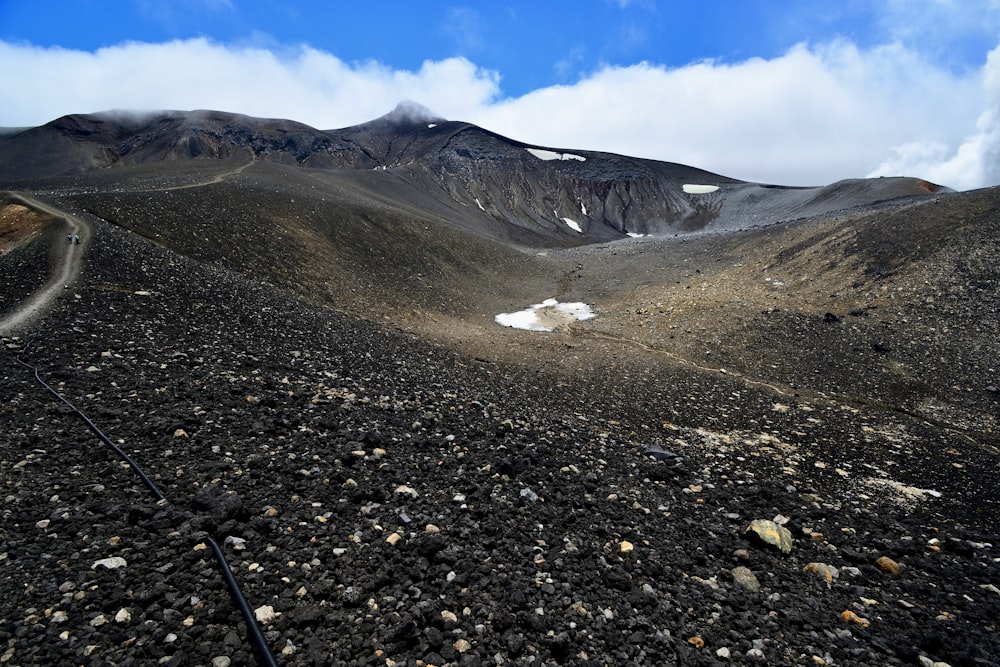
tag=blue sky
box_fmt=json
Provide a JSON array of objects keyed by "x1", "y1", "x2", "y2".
[{"x1": 2, "y1": 1, "x2": 998, "y2": 188}]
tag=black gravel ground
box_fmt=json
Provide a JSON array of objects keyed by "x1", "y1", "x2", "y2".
[{"x1": 2, "y1": 209, "x2": 999, "y2": 666}]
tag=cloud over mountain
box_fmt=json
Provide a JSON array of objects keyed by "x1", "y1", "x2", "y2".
[{"x1": 1, "y1": 34, "x2": 997, "y2": 189}]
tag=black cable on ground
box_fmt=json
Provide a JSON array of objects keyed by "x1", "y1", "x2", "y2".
[
  {"x1": 206, "y1": 536, "x2": 280, "y2": 667},
  {"x1": 12, "y1": 339, "x2": 279, "y2": 667},
  {"x1": 14, "y1": 340, "x2": 167, "y2": 501}
]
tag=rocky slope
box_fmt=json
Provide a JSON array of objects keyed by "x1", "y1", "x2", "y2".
[
  {"x1": 2, "y1": 209, "x2": 998, "y2": 666},
  {"x1": 0, "y1": 108, "x2": 997, "y2": 666}
]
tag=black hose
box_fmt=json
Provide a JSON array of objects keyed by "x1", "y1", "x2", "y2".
[
  {"x1": 14, "y1": 341, "x2": 166, "y2": 501},
  {"x1": 12, "y1": 340, "x2": 279, "y2": 667},
  {"x1": 206, "y1": 536, "x2": 280, "y2": 667}
]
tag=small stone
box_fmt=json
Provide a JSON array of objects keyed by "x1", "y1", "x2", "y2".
[
  {"x1": 35, "y1": 519, "x2": 50, "y2": 529},
  {"x1": 620, "y1": 540, "x2": 634, "y2": 554},
  {"x1": 211, "y1": 658, "x2": 231, "y2": 667},
  {"x1": 440, "y1": 610, "x2": 459, "y2": 624},
  {"x1": 716, "y1": 647, "x2": 731, "y2": 660},
  {"x1": 386, "y1": 532, "x2": 402, "y2": 546},
  {"x1": 173, "y1": 428, "x2": 188, "y2": 439},
  {"x1": 424, "y1": 524, "x2": 441, "y2": 535},
  {"x1": 254, "y1": 605, "x2": 280, "y2": 624},
  {"x1": 841, "y1": 609, "x2": 870, "y2": 627},
  {"x1": 803, "y1": 562, "x2": 839, "y2": 583},
  {"x1": 224, "y1": 536, "x2": 247, "y2": 550},
  {"x1": 91, "y1": 557, "x2": 127, "y2": 570},
  {"x1": 453, "y1": 639, "x2": 471, "y2": 653},
  {"x1": 875, "y1": 556, "x2": 901, "y2": 576},
  {"x1": 731, "y1": 566, "x2": 761, "y2": 592},
  {"x1": 372, "y1": 448, "x2": 387, "y2": 458},
  {"x1": 746, "y1": 519, "x2": 793, "y2": 554},
  {"x1": 688, "y1": 636, "x2": 705, "y2": 649},
  {"x1": 296, "y1": 586, "x2": 307, "y2": 599},
  {"x1": 394, "y1": 485, "x2": 419, "y2": 498},
  {"x1": 114, "y1": 608, "x2": 131, "y2": 624}
]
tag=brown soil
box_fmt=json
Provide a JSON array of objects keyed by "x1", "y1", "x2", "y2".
[{"x1": 0, "y1": 203, "x2": 52, "y2": 252}]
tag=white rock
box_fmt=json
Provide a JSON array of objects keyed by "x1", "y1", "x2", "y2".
[
  {"x1": 254, "y1": 605, "x2": 280, "y2": 624},
  {"x1": 114, "y1": 608, "x2": 131, "y2": 624},
  {"x1": 92, "y1": 557, "x2": 127, "y2": 570},
  {"x1": 224, "y1": 536, "x2": 247, "y2": 550}
]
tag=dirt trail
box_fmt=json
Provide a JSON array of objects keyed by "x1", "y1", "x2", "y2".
[
  {"x1": 0, "y1": 195, "x2": 88, "y2": 334},
  {"x1": 0, "y1": 164, "x2": 256, "y2": 335}
]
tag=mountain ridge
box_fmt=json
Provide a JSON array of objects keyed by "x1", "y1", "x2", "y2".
[{"x1": 0, "y1": 107, "x2": 949, "y2": 244}]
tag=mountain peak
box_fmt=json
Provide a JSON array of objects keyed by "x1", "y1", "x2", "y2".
[{"x1": 380, "y1": 100, "x2": 445, "y2": 125}]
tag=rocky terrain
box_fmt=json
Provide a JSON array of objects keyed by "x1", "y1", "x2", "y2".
[{"x1": 0, "y1": 108, "x2": 998, "y2": 666}]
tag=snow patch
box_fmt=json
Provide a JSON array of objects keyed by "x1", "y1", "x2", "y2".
[
  {"x1": 683, "y1": 184, "x2": 720, "y2": 194},
  {"x1": 580, "y1": 202, "x2": 588, "y2": 216},
  {"x1": 526, "y1": 148, "x2": 586, "y2": 162},
  {"x1": 562, "y1": 217, "x2": 582, "y2": 233},
  {"x1": 496, "y1": 298, "x2": 595, "y2": 332},
  {"x1": 474, "y1": 197, "x2": 485, "y2": 211},
  {"x1": 626, "y1": 232, "x2": 646, "y2": 238},
  {"x1": 427, "y1": 123, "x2": 437, "y2": 129}
]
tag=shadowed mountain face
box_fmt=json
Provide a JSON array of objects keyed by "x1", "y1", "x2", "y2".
[{"x1": 0, "y1": 106, "x2": 948, "y2": 245}]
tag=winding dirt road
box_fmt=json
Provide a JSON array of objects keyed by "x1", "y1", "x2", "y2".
[
  {"x1": 0, "y1": 195, "x2": 88, "y2": 334},
  {"x1": 1, "y1": 162, "x2": 256, "y2": 335}
]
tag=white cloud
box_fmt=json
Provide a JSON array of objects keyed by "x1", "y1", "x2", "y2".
[
  {"x1": 473, "y1": 40, "x2": 994, "y2": 188},
  {"x1": 0, "y1": 39, "x2": 500, "y2": 130},
  {"x1": 0, "y1": 36, "x2": 997, "y2": 189},
  {"x1": 867, "y1": 44, "x2": 1000, "y2": 190}
]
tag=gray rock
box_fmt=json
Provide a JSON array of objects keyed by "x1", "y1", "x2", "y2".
[{"x1": 731, "y1": 566, "x2": 761, "y2": 592}]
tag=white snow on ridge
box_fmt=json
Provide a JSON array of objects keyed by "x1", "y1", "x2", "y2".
[
  {"x1": 626, "y1": 232, "x2": 646, "y2": 238},
  {"x1": 562, "y1": 217, "x2": 582, "y2": 233},
  {"x1": 495, "y1": 298, "x2": 595, "y2": 332},
  {"x1": 427, "y1": 123, "x2": 437, "y2": 128},
  {"x1": 474, "y1": 197, "x2": 486, "y2": 211},
  {"x1": 526, "y1": 148, "x2": 586, "y2": 162},
  {"x1": 683, "y1": 183, "x2": 720, "y2": 194}
]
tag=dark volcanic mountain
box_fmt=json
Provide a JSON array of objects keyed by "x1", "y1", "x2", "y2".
[
  {"x1": 0, "y1": 107, "x2": 997, "y2": 667},
  {"x1": 0, "y1": 105, "x2": 947, "y2": 245}
]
